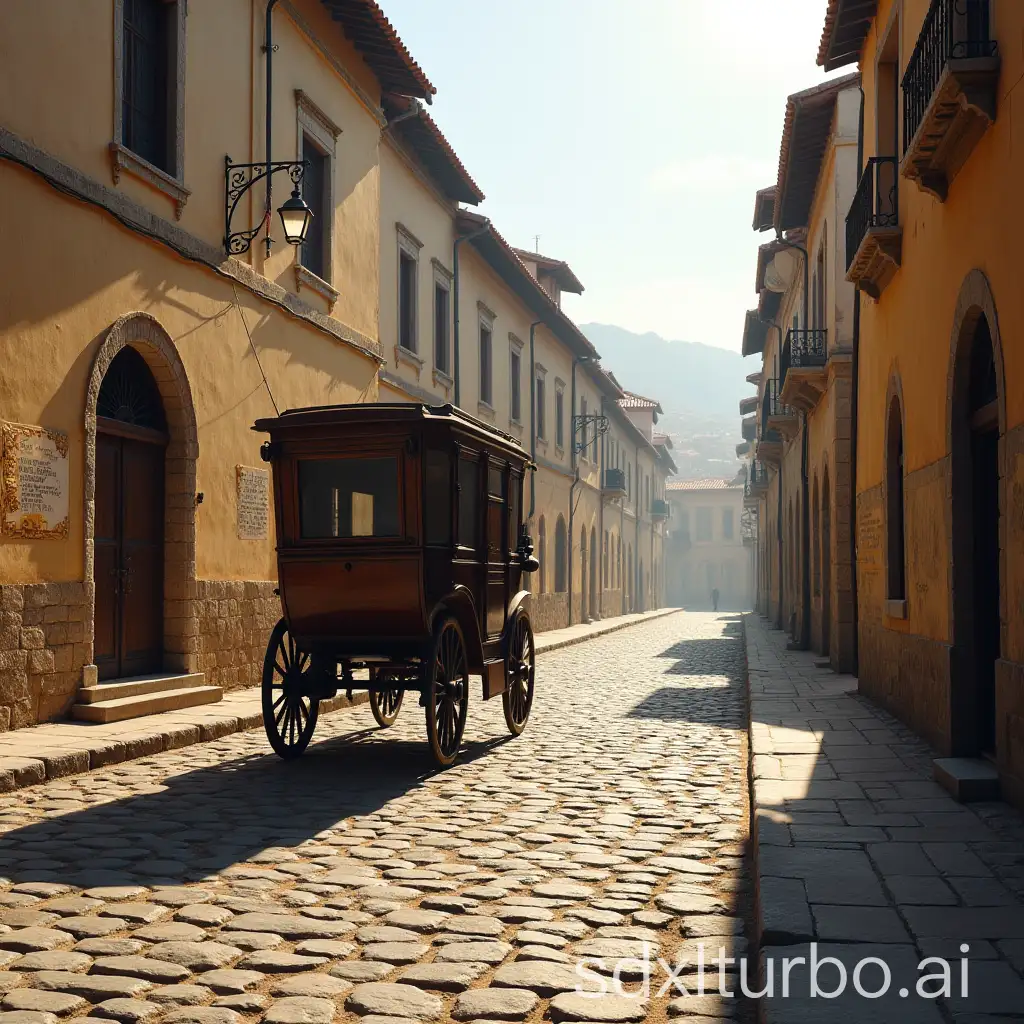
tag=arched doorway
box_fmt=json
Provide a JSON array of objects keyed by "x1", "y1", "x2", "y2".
[
  {"x1": 950, "y1": 283, "x2": 1002, "y2": 756},
  {"x1": 822, "y1": 467, "x2": 832, "y2": 657},
  {"x1": 580, "y1": 528, "x2": 588, "y2": 621},
  {"x1": 86, "y1": 313, "x2": 199, "y2": 680},
  {"x1": 94, "y1": 347, "x2": 168, "y2": 679},
  {"x1": 589, "y1": 525, "x2": 597, "y2": 620}
]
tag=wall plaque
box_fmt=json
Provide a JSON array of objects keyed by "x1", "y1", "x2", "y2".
[
  {"x1": 237, "y1": 465, "x2": 269, "y2": 540},
  {"x1": 1, "y1": 422, "x2": 70, "y2": 540}
]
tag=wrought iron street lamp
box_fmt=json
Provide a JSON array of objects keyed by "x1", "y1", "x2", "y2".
[{"x1": 222, "y1": 0, "x2": 311, "y2": 258}]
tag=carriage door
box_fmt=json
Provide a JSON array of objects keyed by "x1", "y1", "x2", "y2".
[
  {"x1": 94, "y1": 347, "x2": 167, "y2": 681},
  {"x1": 485, "y1": 463, "x2": 507, "y2": 638}
]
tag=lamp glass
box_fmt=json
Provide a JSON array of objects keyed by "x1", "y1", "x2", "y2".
[{"x1": 278, "y1": 189, "x2": 313, "y2": 246}]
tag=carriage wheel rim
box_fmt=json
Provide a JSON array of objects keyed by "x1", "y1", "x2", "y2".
[
  {"x1": 265, "y1": 624, "x2": 316, "y2": 750},
  {"x1": 507, "y1": 617, "x2": 532, "y2": 725},
  {"x1": 432, "y1": 623, "x2": 466, "y2": 758}
]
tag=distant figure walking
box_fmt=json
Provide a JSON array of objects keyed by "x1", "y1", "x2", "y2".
[{"x1": 711, "y1": 587, "x2": 720, "y2": 612}]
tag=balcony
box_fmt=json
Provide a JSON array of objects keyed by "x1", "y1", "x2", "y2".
[
  {"x1": 741, "y1": 415, "x2": 757, "y2": 442},
  {"x1": 735, "y1": 441, "x2": 751, "y2": 458},
  {"x1": 651, "y1": 498, "x2": 671, "y2": 520},
  {"x1": 780, "y1": 328, "x2": 828, "y2": 413},
  {"x1": 744, "y1": 460, "x2": 769, "y2": 506},
  {"x1": 602, "y1": 467, "x2": 627, "y2": 500},
  {"x1": 846, "y1": 157, "x2": 902, "y2": 299},
  {"x1": 739, "y1": 395, "x2": 759, "y2": 416},
  {"x1": 901, "y1": 0, "x2": 999, "y2": 202},
  {"x1": 763, "y1": 377, "x2": 799, "y2": 444}
]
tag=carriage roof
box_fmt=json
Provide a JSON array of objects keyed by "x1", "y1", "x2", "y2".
[{"x1": 254, "y1": 402, "x2": 530, "y2": 464}]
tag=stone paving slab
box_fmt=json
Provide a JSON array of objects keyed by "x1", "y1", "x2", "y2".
[
  {"x1": 0, "y1": 609, "x2": 680, "y2": 796},
  {"x1": 0, "y1": 611, "x2": 748, "y2": 1024},
  {"x1": 744, "y1": 613, "x2": 1024, "y2": 1022}
]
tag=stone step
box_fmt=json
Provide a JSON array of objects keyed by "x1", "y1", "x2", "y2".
[
  {"x1": 933, "y1": 757, "x2": 1001, "y2": 803},
  {"x1": 71, "y1": 685, "x2": 223, "y2": 724},
  {"x1": 76, "y1": 672, "x2": 206, "y2": 704}
]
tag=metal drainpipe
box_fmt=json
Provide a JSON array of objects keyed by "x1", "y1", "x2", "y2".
[
  {"x1": 451, "y1": 220, "x2": 491, "y2": 408},
  {"x1": 528, "y1": 320, "x2": 543, "y2": 518},
  {"x1": 762, "y1": 325, "x2": 785, "y2": 631},
  {"x1": 634, "y1": 443, "x2": 641, "y2": 612},
  {"x1": 849, "y1": 86, "x2": 866, "y2": 674},
  {"x1": 567, "y1": 358, "x2": 581, "y2": 626},
  {"x1": 599, "y1": 396, "x2": 606, "y2": 619},
  {"x1": 262, "y1": 0, "x2": 283, "y2": 260}
]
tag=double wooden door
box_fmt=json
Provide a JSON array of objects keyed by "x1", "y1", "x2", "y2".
[{"x1": 94, "y1": 428, "x2": 165, "y2": 680}]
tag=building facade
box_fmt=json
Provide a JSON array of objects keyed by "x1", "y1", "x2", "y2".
[
  {"x1": 817, "y1": 0, "x2": 1023, "y2": 805},
  {"x1": 666, "y1": 479, "x2": 752, "y2": 610},
  {"x1": 741, "y1": 74, "x2": 861, "y2": 674}
]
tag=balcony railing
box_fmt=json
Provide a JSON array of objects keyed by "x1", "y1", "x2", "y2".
[
  {"x1": 651, "y1": 499, "x2": 670, "y2": 520},
  {"x1": 903, "y1": 0, "x2": 997, "y2": 152},
  {"x1": 761, "y1": 378, "x2": 793, "y2": 427},
  {"x1": 603, "y1": 467, "x2": 626, "y2": 495},
  {"x1": 748, "y1": 460, "x2": 769, "y2": 487},
  {"x1": 787, "y1": 328, "x2": 827, "y2": 368},
  {"x1": 846, "y1": 157, "x2": 899, "y2": 272}
]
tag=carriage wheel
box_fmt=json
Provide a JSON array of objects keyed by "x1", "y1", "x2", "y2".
[
  {"x1": 424, "y1": 616, "x2": 469, "y2": 767},
  {"x1": 369, "y1": 672, "x2": 404, "y2": 729},
  {"x1": 502, "y1": 611, "x2": 535, "y2": 736},
  {"x1": 262, "y1": 618, "x2": 320, "y2": 760}
]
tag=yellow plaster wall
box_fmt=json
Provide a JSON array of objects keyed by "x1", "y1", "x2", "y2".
[{"x1": 0, "y1": 165, "x2": 378, "y2": 586}]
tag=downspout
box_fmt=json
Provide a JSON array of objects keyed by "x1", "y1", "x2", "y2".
[
  {"x1": 599, "y1": 395, "x2": 606, "y2": 618},
  {"x1": 528, "y1": 320, "x2": 543, "y2": 518},
  {"x1": 567, "y1": 358, "x2": 580, "y2": 626},
  {"x1": 850, "y1": 86, "x2": 866, "y2": 674},
  {"x1": 262, "y1": 0, "x2": 283, "y2": 260},
  {"x1": 634, "y1": 443, "x2": 641, "y2": 612},
  {"x1": 762, "y1": 323, "x2": 785, "y2": 631},
  {"x1": 452, "y1": 219, "x2": 491, "y2": 408}
]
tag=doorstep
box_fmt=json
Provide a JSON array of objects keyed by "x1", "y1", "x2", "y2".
[{"x1": 0, "y1": 606, "x2": 681, "y2": 794}]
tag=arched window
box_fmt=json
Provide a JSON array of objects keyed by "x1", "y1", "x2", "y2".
[
  {"x1": 554, "y1": 516, "x2": 567, "y2": 593},
  {"x1": 886, "y1": 395, "x2": 906, "y2": 601},
  {"x1": 537, "y1": 517, "x2": 546, "y2": 594}
]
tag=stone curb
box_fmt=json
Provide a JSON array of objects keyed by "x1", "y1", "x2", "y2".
[{"x1": 0, "y1": 607, "x2": 682, "y2": 795}]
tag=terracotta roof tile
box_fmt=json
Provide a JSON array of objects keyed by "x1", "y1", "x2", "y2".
[{"x1": 666, "y1": 478, "x2": 742, "y2": 492}]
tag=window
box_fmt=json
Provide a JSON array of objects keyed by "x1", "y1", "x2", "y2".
[
  {"x1": 510, "y1": 344, "x2": 522, "y2": 423},
  {"x1": 300, "y1": 135, "x2": 329, "y2": 280},
  {"x1": 555, "y1": 387, "x2": 565, "y2": 448},
  {"x1": 886, "y1": 396, "x2": 906, "y2": 601},
  {"x1": 399, "y1": 249, "x2": 417, "y2": 353},
  {"x1": 580, "y1": 398, "x2": 588, "y2": 459},
  {"x1": 479, "y1": 321, "x2": 491, "y2": 405},
  {"x1": 603, "y1": 531, "x2": 609, "y2": 587},
  {"x1": 457, "y1": 456, "x2": 481, "y2": 550},
  {"x1": 696, "y1": 507, "x2": 712, "y2": 542},
  {"x1": 554, "y1": 516, "x2": 567, "y2": 593},
  {"x1": 121, "y1": 0, "x2": 173, "y2": 173},
  {"x1": 434, "y1": 278, "x2": 450, "y2": 373},
  {"x1": 536, "y1": 374, "x2": 546, "y2": 439},
  {"x1": 424, "y1": 450, "x2": 451, "y2": 545},
  {"x1": 299, "y1": 458, "x2": 399, "y2": 539},
  {"x1": 722, "y1": 508, "x2": 734, "y2": 540}
]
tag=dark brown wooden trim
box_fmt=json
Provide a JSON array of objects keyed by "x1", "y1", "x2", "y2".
[{"x1": 96, "y1": 415, "x2": 169, "y2": 446}]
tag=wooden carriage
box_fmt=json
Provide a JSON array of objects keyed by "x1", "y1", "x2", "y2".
[{"x1": 253, "y1": 403, "x2": 539, "y2": 766}]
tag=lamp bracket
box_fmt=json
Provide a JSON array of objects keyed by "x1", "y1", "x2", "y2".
[
  {"x1": 224, "y1": 156, "x2": 307, "y2": 256},
  {"x1": 572, "y1": 413, "x2": 609, "y2": 454}
]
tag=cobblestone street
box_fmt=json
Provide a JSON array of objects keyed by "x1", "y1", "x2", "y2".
[{"x1": 0, "y1": 613, "x2": 752, "y2": 1024}]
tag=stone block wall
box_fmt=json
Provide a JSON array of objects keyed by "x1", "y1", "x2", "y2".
[
  {"x1": 195, "y1": 580, "x2": 280, "y2": 689},
  {"x1": 0, "y1": 582, "x2": 92, "y2": 729},
  {"x1": 532, "y1": 593, "x2": 568, "y2": 634}
]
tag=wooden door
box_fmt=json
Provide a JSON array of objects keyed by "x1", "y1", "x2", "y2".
[{"x1": 95, "y1": 430, "x2": 164, "y2": 680}]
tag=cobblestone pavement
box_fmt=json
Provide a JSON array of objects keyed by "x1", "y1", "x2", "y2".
[{"x1": 0, "y1": 612, "x2": 751, "y2": 1024}]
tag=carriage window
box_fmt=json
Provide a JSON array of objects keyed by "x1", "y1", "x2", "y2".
[
  {"x1": 509, "y1": 474, "x2": 520, "y2": 549},
  {"x1": 488, "y1": 465, "x2": 505, "y2": 500},
  {"x1": 299, "y1": 457, "x2": 400, "y2": 539},
  {"x1": 424, "y1": 449, "x2": 452, "y2": 545},
  {"x1": 457, "y1": 457, "x2": 481, "y2": 549}
]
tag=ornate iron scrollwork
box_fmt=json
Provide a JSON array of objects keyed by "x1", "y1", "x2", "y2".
[{"x1": 224, "y1": 155, "x2": 307, "y2": 256}]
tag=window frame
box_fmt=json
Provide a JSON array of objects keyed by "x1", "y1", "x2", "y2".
[
  {"x1": 293, "y1": 91, "x2": 342, "y2": 301},
  {"x1": 477, "y1": 302, "x2": 496, "y2": 412},
  {"x1": 432, "y1": 259, "x2": 453, "y2": 379},
  {"x1": 554, "y1": 380, "x2": 566, "y2": 451},
  {"x1": 112, "y1": 0, "x2": 190, "y2": 216},
  {"x1": 397, "y1": 225, "x2": 423, "y2": 357},
  {"x1": 509, "y1": 334, "x2": 524, "y2": 426},
  {"x1": 535, "y1": 363, "x2": 547, "y2": 442}
]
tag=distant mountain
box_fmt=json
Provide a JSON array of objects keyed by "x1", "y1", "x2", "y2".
[{"x1": 579, "y1": 323, "x2": 747, "y2": 479}]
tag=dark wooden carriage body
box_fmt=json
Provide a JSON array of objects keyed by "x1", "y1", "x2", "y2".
[{"x1": 254, "y1": 403, "x2": 537, "y2": 707}]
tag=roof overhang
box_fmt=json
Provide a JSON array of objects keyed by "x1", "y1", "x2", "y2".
[
  {"x1": 753, "y1": 187, "x2": 777, "y2": 232},
  {"x1": 818, "y1": 0, "x2": 877, "y2": 71},
  {"x1": 758, "y1": 289, "x2": 782, "y2": 322},
  {"x1": 755, "y1": 238, "x2": 788, "y2": 293},
  {"x1": 739, "y1": 395, "x2": 759, "y2": 415},
  {"x1": 384, "y1": 96, "x2": 483, "y2": 204},
  {"x1": 513, "y1": 250, "x2": 585, "y2": 295},
  {"x1": 742, "y1": 310, "x2": 769, "y2": 358},
  {"x1": 775, "y1": 73, "x2": 861, "y2": 232}
]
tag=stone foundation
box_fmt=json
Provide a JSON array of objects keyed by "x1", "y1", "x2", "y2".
[
  {"x1": 532, "y1": 593, "x2": 568, "y2": 634},
  {"x1": 195, "y1": 580, "x2": 280, "y2": 689},
  {"x1": 0, "y1": 582, "x2": 92, "y2": 729}
]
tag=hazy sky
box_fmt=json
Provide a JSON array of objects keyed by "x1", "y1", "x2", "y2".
[{"x1": 381, "y1": 0, "x2": 845, "y2": 352}]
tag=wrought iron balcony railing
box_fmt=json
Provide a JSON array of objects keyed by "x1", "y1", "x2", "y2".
[
  {"x1": 602, "y1": 467, "x2": 627, "y2": 495},
  {"x1": 760, "y1": 378, "x2": 794, "y2": 431},
  {"x1": 786, "y1": 328, "x2": 827, "y2": 368},
  {"x1": 846, "y1": 156, "x2": 899, "y2": 272},
  {"x1": 903, "y1": 0, "x2": 997, "y2": 151},
  {"x1": 747, "y1": 460, "x2": 769, "y2": 489},
  {"x1": 651, "y1": 498, "x2": 671, "y2": 519}
]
